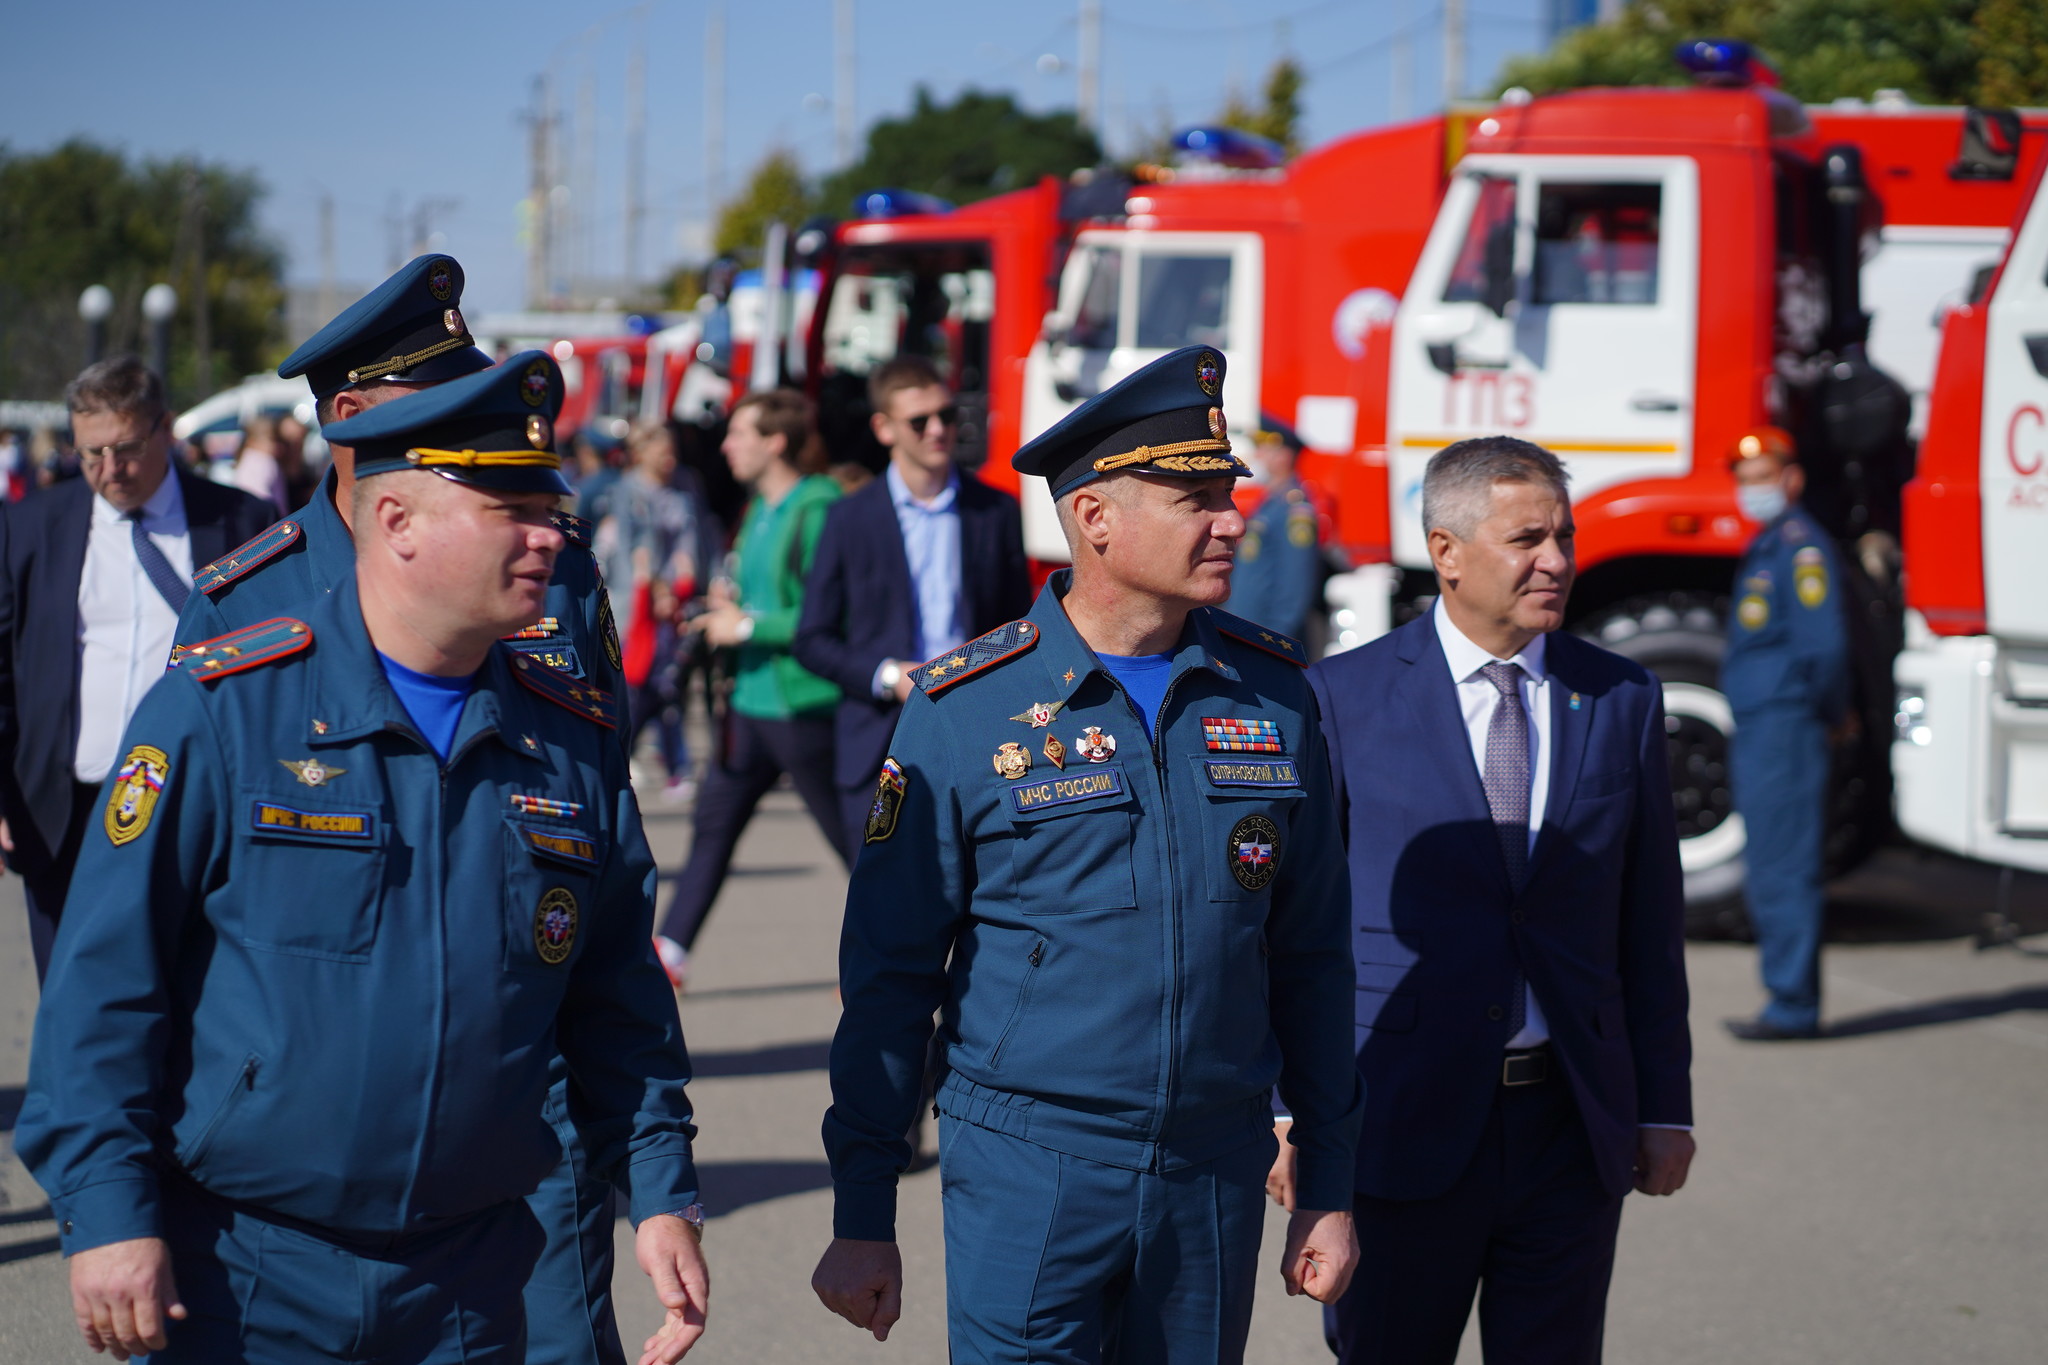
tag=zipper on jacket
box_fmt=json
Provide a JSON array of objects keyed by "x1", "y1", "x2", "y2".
[
  {"x1": 987, "y1": 937, "x2": 1045, "y2": 1069},
  {"x1": 183, "y1": 1054, "x2": 259, "y2": 1169},
  {"x1": 1150, "y1": 671, "x2": 1189, "y2": 1156}
]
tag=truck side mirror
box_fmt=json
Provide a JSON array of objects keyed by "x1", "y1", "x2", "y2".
[
  {"x1": 1042, "y1": 312, "x2": 1070, "y2": 352},
  {"x1": 1951, "y1": 108, "x2": 2021, "y2": 182}
]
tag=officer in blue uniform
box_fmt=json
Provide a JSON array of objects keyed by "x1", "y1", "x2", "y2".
[
  {"x1": 1223, "y1": 414, "x2": 1324, "y2": 643},
  {"x1": 1720, "y1": 427, "x2": 1850, "y2": 1041},
  {"x1": 169, "y1": 255, "x2": 634, "y2": 1365},
  {"x1": 19, "y1": 354, "x2": 709, "y2": 1364},
  {"x1": 811, "y1": 346, "x2": 1363, "y2": 1362}
]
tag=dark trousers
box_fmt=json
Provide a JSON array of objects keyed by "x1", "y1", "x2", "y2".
[
  {"x1": 659, "y1": 711, "x2": 847, "y2": 949},
  {"x1": 523, "y1": 1069, "x2": 625, "y2": 1365},
  {"x1": 20, "y1": 781, "x2": 101, "y2": 982},
  {"x1": 1731, "y1": 706, "x2": 1830, "y2": 1032},
  {"x1": 1331, "y1": 1070, "x2": 1625, "y2": 1365}
]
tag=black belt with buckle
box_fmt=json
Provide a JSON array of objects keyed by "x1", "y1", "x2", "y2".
[{"x1": 1502, "y1": 1045, "x2": 1551, "y2": 1087}]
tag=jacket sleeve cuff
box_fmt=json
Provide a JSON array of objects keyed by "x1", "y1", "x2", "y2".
[
  {"x1": 622, "y1": 1152, "x2": 701, "y2": 1228},
  {"x1": 1290, "y1": 1154, "x2": 1354, "y2": 1214},
  {"x1": 832, "y1": 1181, "x2": 899, "y2": 1242},
  {"x1": 53, "y1": 1175, "x2": 163, "y2": 1255}
]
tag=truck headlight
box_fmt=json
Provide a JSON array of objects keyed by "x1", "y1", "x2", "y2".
[{"x1": 1894, "y1": 690, "x2": 1930, "y2": 746}]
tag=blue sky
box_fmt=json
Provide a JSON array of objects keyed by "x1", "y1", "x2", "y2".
[{"x1": 3, "y1": 0, "x2": 1560, "y2": 315}]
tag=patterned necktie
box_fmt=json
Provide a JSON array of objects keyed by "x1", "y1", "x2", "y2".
[
  {"x1": 1480, "y1": 660, "x2": 1530, "y2": 1033},
  {"x1": 128, "y1": 508, "x2": 190, "y2": 613}
]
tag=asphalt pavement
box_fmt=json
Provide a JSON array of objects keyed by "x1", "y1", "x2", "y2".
[{"x1": 3, "y1": 782, "x2": 2046, "y2": 1364}]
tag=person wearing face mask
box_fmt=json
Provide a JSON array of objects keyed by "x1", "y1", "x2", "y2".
[
  {"x1": 1223, "y1": 414, "x2": 1326, "y2": 645},
  {"x1": 1720, "y1": 426, "x2": 1850, "y2": 1042}
]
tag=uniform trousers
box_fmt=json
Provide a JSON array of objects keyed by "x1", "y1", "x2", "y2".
[
  {"x1": 19, "y1": 780, "x2": 101, "y2": 982},
  {"x1": 1730, "y1": 705, "x2": 1830, "y2": 1032},
  {"x1": 151, "y1": 1176, "x2": 543, "y2": 1364},
  {"x1": 659, "y1": 711, "x2": 847, "y2": 949},
  {"x1": 938, "y1": 1117, "x2": 1272, "y2": 1365},
  {"x1": 1330, "y1": 1068, "x2": 1624, "y2": 1365},
  {"x1": 521, "y1": 1070, "x2": 624, "y2": 1365}
]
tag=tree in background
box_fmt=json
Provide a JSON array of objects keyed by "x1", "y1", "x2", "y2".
[
  {"x1": 1495, "y1": 0, "x2": 2048, "y2": 108},
  {"x1": 815, "y1": 87, "x2": 1100, "y2": 216},
  {"x1": 1220, "y1": 58, "x2": 1308, "y2": 159},
  {"x1": 713, "y1": 149, "x2": 819, "y2": 259},
  {"x1": 0, "y1": 139, "x2": 283, "y2": 407}
]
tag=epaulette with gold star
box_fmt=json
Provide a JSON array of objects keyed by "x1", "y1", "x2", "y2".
[
  {"x1": 911, "y1": 619, "x2": 1041, "y2": 696},
  {"x1": 551, "y1": 510, "x2": 594, "y2": 550},
  {"x1": 1205, "y1": 608, "x2": 1307, "y2": 667},
  {"x1": 508, "y1": 649, "x2": 617, "y2": 728},
  {"x1": 171, "y1": 617, "x2": 313, "y2": 681},
  {"x1": 194, "y1": 520, "x2": 304, "y2": 596}
]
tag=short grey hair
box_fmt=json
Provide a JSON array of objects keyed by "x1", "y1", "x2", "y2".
[
  {"x1": 66, "y1": 355, "x2": 166, "y2": 425},
  {"x1": 1421, "y1": 436, "x2": 1570, "y2": 540}
]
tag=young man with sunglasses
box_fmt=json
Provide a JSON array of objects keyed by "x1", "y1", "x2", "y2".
[
  {"x1": 793, "y1": 355, "x2": 1030, "y2": 861},
  {"x1": 0, "y1": 356, "x2": 275, "y2": 979}
]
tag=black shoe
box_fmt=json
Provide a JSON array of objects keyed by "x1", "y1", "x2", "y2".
[{"x1": 1723, "y1": 1015, "x2": 1820, "y2": 1042}]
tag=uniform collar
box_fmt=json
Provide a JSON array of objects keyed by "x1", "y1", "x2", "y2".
[
  {"x1": 300, "y1": 465, "x2": 362, "y2": 591},
  {"x1": 300, "y1": 576, "x2": 543, "y2": 762},
  {"x1": 1030, "y1": 569, "x2": 1241, "y2": 705}
]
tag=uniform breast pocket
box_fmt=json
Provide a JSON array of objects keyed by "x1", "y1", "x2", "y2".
[
  {"x1": 1187, "y1": 755, "x2": 1307, "y2": 903},
  {"x1": 239, "y1": 794, "x2": 386, "y2": 962},
  {"x1": 503, "y1": 816, "x2": 602, "y2": 973},
  {"x1": 1004, "y1": 765, "x2": 1137, "y2": 915}
]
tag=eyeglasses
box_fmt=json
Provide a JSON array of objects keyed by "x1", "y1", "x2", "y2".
[
  {"x1": 77, "y1": 416, "x2": 163, "y2": 469},
  {"x1": 904, "y1": 406, "x2": 959, "y2": 437}
]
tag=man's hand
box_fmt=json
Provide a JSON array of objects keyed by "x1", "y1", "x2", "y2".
[
  {"x1": 1634, "y1": 1127, "x2": 1696, "y2": 1196},
  {"x1": 635, "y1": 1215, "x2": 709, "y2": 1364},
  {"x1": 1279, "y1": 1208, "x2": 1357, "y2": 1305},
  {"x1": 68, "y1": 1237, "x2": 184, "y2": 1359},
  {"x1": 0, "y1": 815, "x2": 12, "y2": 876},
  {"x1": 891, "y1": 669, "x2": 916, "y2": 704},
  {"x1": 812, "y1": 1237, "x2": 904, "y2": 1341},
  {"x1": 695, "y1": 605, "x2": 751, "y2": 649},
  {"x1": 1265, "y1": 1119, "x2": 1297, "y2": 1211}
]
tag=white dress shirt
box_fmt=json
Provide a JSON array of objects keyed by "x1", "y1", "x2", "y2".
[
  {"x1": 74, "y1": 472, "x2": 191, "y2": 783},
  {"x1": 1434, "y1": 603, "x2": 1551, "y2": 1049},
  {"x1": 872, "y1": 464, "x2": 966, "y2": 697}
]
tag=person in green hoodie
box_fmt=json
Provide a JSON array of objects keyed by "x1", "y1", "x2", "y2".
[{"x1": 657, "y1": 389, "x2": 843, "y2": 983}]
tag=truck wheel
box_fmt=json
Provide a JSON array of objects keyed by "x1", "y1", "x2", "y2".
[{"x1": 1577, "y1": 593, "x2": 1754, "y2": 940}]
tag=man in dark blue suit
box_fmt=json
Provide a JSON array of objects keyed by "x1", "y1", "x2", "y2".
[
  {"x1": 794, "y1": 356, "x2": 1030, "y2": 859},
  {"x1": 1284, "y1": 436, "x2": 1694, "y2": 1364},
  {"x1": 0, "y1": 357, "x2": 275, "y2": 979}
]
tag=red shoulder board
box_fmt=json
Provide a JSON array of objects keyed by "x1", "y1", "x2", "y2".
[
  {"x1": 911, "y1": 619, "x2": 1039, "y2": 696},
  {"x1": 173, "y1": 617, "x2": 313, "y2": 681},
  {"x1": 509, "y1": 650, "x2": 617, "y2": 728},
  {"x1": 551, "y1": 510, "x2": 593, "y2": 550},
  {"x1": 1206, "y1": 609, "x2": 1308, "y2": 667},
  {"x1": 195, "y1": 520, "x2": 303, "y2": 596}
]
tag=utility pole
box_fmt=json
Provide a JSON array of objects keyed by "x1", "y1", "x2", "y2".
[
  {"x1": 525, "y1": 75, "x2": 554, "y2": 308},
  {"x1": 834, "y1": 0, "x2": 856, "y2": 167},
  {"x1": 1078, "y1": 0, "x2": 1101, "y2": 134},
  {"x1": 705, "y1": 3, "x2": 726, "y2": 228},
  {"x1": 317, "y1": 193, "x2": 336, "y2": 324},
  {"x1": 625, "y1": 36, "x2": 646, "y2": 292},
  {"x1": 1442, "y1": 0, "x2": 1465, "y2": 107},
  {"x1": 573, "y1": 64, "x2": 596, "y2": 304}
]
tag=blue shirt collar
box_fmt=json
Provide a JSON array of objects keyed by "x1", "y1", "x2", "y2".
[{"x1": 886, "y1": 462, "x2": 959, "y2": 514}]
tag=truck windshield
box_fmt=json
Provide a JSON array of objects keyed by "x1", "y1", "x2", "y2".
[
  {"x1": 1443, "y1": 174, "x2": 1518, "y2": 312},
  {"x1": 1068, "y1": 246, "x2": 1122, "y2": 350},
  {"x1": 1534, "y1": 182, "x2": 1661, "y2": 305},
  {"x1": 1135, "y1": 254, "x2": 1232, "y2": 350}
]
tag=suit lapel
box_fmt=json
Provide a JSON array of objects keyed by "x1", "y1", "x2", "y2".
[
  {"x1": 1392, "y1": 618, "x2": 1509, "y2": 888},
  {"x1": 1530, "y1": 637, "x2": 1594, "y2": 876},
  {"x1": 179, "y1": 470, "x2": 230, "y2": 568}
]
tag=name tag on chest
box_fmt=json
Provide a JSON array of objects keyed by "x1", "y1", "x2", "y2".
[
  {"x1": 1009, "y1": 767, "x2": 1126, "y2": 814},
  {"x1": 1204, "y1": 758, "x2": 1301, "y2": 788},
  {"x1": 249, "y1": 800, "x2": 377, "y2": 843}
]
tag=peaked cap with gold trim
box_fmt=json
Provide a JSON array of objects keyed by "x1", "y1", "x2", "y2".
[
  {"x1": 321, "y1": 350, "x2": 573, "y2": 497},
  {"x1": 278, "y1": 254, "x2": 492, "y2": 399},
  {"x1": 1012, "y1": 344, "x2": 1251, "y2": 499}
]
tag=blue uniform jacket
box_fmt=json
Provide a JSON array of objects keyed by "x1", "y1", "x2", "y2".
[
  {"x1": 1721, "y1": 504, "x2": 1850, "y2": 721},
  {"x1": 823, "y1": 573, "x2": 1362, "y2": 1241},
  {"x1": 1223, "y1": 478, "x2": 1322, "y2": 642},
  {"x1": 174, "y1": 468, "x2": 626, "y2": 736},
  {"x1": 19, "y1": 580, "x2": 696, "y2": 1254}
]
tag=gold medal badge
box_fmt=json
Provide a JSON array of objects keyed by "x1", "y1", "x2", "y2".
[
  {"x1": 104, "y1": 745, "x2": 170, "y2": 846},
  {"x1": 993, "y1": 741, "x2": 1031, "y2": 780}
]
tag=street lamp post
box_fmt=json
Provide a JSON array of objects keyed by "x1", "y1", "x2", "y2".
[
  {"x1": 78, "y1": 284, "x2": 114, "y2": 367},
  {"x1": 142, "y1": 284, "x2": 178, "y2": 384}
]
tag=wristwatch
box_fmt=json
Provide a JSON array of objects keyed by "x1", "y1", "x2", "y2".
[
  {"x1": 732, "y1": 613, "x2": 756, "y2": 644},
  {"x1": 662, "y1": 1203, "x2": 706, "y2": 1238},
  {"x1": 877, "y1": 660, "x2": 904, "y2": 697}
]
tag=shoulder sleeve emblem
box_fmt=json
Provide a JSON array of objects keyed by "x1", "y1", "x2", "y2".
[
  {"x1": 1792, "y1": 544, "x2": 1829, "y2": 608},
  {"x1": 910, "y1": 619, "x2": 1040, "y2": 696},
  {"x1": 195, "y1": 520, "x2": 303, "y2": 596},
  {"x1": 509, "y1": 649, "x2": 618, "y2": 728},
  {"x1": 173, "y1": 617, "x2": 313, "y2": 681},
  {"x1": 551, "y1": 510, "x2": 594, "y2": 550},
  {"x1": 104, "y1": 745, "x2": 170, "y2": 846},
  {"x1": 865, "y1": 757, "x2": 908, "y2": 843},
  {"x1": 1205, "y1": 608, "x2": 1307, "y2": 666}
]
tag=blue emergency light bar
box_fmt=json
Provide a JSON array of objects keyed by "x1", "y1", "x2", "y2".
[
  {"x1": 851, "y1": 188, "x2": 955, "y2": 219},
  {"x1": 1674, "y1": 38, "x2": 1775, "y2": 86},
  {"x1": 1172, "y1": 125, "x2": 1285, "y2": 170}
]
